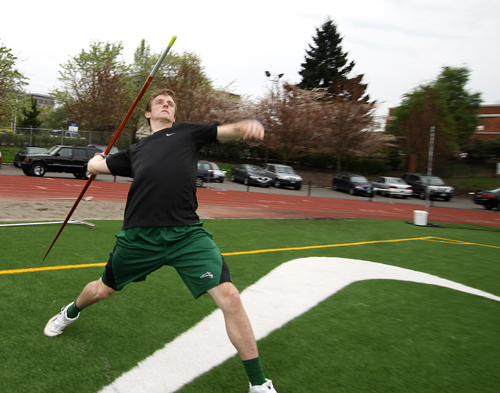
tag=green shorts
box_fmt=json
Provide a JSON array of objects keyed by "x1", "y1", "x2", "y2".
[{"x1": 101, "y1": 222, "x2": 231, "y2": 298}]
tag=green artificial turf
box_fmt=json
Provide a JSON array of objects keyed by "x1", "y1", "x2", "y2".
[{"x1": 0, "y1": 218, "x2": 499, "y2": 392}]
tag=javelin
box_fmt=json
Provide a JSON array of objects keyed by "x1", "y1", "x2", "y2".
[{"x1": 43, "y1": 35, "x2": 177, "y2": 261}]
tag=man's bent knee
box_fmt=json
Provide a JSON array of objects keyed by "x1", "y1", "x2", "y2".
[
  {"x1": 209, "y1": 282, "x2": 243, "y2": 312},
  {"x1": 95, "y1": 278, "x2": 116, "y2": 300}
]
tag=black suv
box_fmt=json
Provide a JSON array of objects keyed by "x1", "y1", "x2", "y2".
[
  {"x1": 19, "y1": 145, "x2": 102, "y2": 179},
  {"x1": 402, "y1": 173, "x2": 454, "y2": 201}
]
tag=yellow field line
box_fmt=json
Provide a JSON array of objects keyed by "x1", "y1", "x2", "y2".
[
  {"x1": 1, "y1": 236, "x2": 497, "y2": 276},
  {"x1": 423, "y1": 237, "x2": 500, "y2": 249},
  {"x1": 0, "y1": 263, "x2": 106, "y2": 275},
  {"x1": 221, "y1": 236, "x2": 434, "y2": 256}
]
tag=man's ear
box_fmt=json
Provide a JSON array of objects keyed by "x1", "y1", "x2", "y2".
[{"x1": 145, "y1": 111, "x2": 151, "y2": 119}]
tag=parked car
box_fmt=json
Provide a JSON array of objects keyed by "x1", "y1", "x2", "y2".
[
  {"x1": 402, "y1": 173, "x2": 454, "y2": 201},
  {"x1": 230, "y1": 164, "x2": 273, "y2": 187},
  {"x1": 88, "y1": 144, "x2": 120, "y2": 155},
  {"x1": 473, "y1": 187, "x2": 500, "y2": 210},
  {"x1": 371, "y1": 176, "x2": 412, "y2": 198},
  {"x1": 332, "y1": 173, "x2": 373, "y2": 196},
  {"x1": 196, "y1": 161, "x2": 226, "y2": 187},
  {"x1": 19, "y1": 145, "x2": 102, "y2": 179},
  {"x1": 263, "y1": 164, "x2": 303, "y2": 190},
  {"x1": 14, "y1": 146, "x2": 48, "y2": 167},
  {"x1": 50, "y1": 130, "x2": 86, "y2": 141}
]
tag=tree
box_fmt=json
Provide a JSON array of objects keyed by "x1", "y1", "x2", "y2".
[
  {"x1": 387, "y1": 66, "x2": 482, "y2": 172},
  {"x1": 387, "y1": 85, "x2": 455, "y2": 172},
  {"x1": 298, "y1": 18, "x2": 354, "y2": 91},
  {"x1": 0, "y1": 44, "x2": 28, "y2": 126},
  {"x1": 321, "y1": 75, "x2": 382, "y2": 171},
  {"x1": 434, "y1": 66, "x2": 482, "y2": 147},
  {"x1": 18, "y1": 96, "x2": 42, "y2": 128},
  {"x1": 297, "y1": 18, "x2": 379, "y2": 171},
  {"x1": 258, "y1": 83, "x2": 325, "y2": 164},
  {"x1": 51, "y1": 41, "x2": 134, "y2": 136}
]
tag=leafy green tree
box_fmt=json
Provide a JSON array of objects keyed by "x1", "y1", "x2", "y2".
[
  {"x1": 18, "y1": 96, "x2": 42, "y2": 128},
  {"x1": 387, "y1": 85, "x2": 456, "y2": 172},
  {"x1": 387, "y1": 66, "x2": 482, "y2": 172},
  {"x1": 51, "y1": 41, "x2": 134, "y2": 137},
  {"x1": 0, "y1": 44, "x2": 28, "y2": 126},
  {"x1": 298, "y1": 18, "x2": 354, "y2": 91},
  {"x1": 434, "y1": 66, "x2": 482, "y2": 147}
]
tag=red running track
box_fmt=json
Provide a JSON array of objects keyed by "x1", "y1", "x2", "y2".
[{"x1": 1, "y1": 175, "x2": 499, "y2": 228}]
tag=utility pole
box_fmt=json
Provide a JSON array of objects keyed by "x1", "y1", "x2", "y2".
[
  {"x1": 424, "y1": 126, "x2": 436, "y2": 213},
  {"x1": 264, "y1": 71, "x2": 284, "y2": 164}
]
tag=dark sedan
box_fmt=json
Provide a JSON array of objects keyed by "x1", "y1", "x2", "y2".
[
  {"x1": 230, "y1": 164, "x2": 273, "y2": 187},
  {"x1": 14, "y1": 146, "x2": 48, "y2": 167},
  {"x1": 473, "y1": 187, "x2": 500, "y2": 210},
  {"x1": 332, "y1": 173, "x2": 373, "y2": 196}
]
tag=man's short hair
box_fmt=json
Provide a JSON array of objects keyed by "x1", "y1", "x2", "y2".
[{"x1": 145, "y1": 89, "x2": 176, "y2": 125}]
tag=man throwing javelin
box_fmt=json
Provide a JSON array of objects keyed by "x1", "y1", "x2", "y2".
[{"x1": 43, "y1": 89, "x2": 278, "y2": 393}]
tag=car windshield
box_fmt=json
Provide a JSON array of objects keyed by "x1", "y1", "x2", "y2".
[
  {"x1": 351, "y1": 176, "x2": 368, "y2": 183},
  {"x1": 421, "y1": 176, "x2": 445, "y2": 185},
  {"x1": 277, "y1": 166, "x2": 296, "y2": 174},
  {"x1": 46, "y1": 146, "x2": 61, "y2": 155},
  {"x1": 386, "y1": 178, "x2": 407, "y2": 184},
  {"x1": 211, "y1": 163, "x2": 220, "y2": 170},
  {"x1": 248, "y1": 165, "x2": 267, "y2": 173}
]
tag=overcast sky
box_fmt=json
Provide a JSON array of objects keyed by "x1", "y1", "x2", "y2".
[{"x1": 2, "y1": 0, "x2": 498, "y2": 119}]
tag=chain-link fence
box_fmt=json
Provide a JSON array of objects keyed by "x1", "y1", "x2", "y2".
[{"x1": 0, "y1": 127, "x2": 134, "y2": 150}]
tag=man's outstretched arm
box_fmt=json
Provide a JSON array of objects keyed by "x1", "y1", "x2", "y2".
[{"x1": 217, "y1": 119, "x2": 264, "y2": 142}]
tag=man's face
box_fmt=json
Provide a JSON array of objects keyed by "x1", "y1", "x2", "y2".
[{"x1": 145, "y1": 94, "x2": 176, "y2": 125}]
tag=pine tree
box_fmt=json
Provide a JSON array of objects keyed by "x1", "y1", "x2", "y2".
[
  {"x1": 298, "y1": 18, "x2": 355, "y2": 91},
  {"x1": 18, "y1": 96, "x2": 42, "y2": 128}
]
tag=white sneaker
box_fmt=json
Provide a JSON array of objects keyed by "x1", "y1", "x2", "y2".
[
  {"x1": 249, "y1": 379, "x2": 277, "y2": 393},
  {"x1": 43, "y1": 303, "x2": 79, "y2": 337}
]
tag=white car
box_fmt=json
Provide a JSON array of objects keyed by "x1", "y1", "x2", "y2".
[{"x1": 371, "y1": 176, "x2": 412, "y2": 198}]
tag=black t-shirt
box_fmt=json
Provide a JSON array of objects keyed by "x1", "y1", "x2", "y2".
[{"x1": 106, "y1": 122, "x2": 218, "y2": 229}]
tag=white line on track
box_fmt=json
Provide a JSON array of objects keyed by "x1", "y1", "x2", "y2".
[{"x1": 99, "y1": 257, "x2": 500, "y2": 393}]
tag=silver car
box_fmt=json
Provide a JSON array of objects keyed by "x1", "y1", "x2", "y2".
[{"x1": 371, "y1": 176, "x2": 412, "y2": 198}]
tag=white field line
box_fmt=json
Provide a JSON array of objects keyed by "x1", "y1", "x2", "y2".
[{"x1": 99, "y1": 257, "x2": 500, "y2": 393}]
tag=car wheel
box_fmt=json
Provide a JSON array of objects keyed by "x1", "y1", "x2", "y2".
[
  {"x1": 30, "y1": 163, "x2": 46, "y2": 177},
  {"x1": 230, "y1": 174, "x2": 236, "y2": 182},
  {"x1": 196, "y1": 177, "x2": 204, "y2": 187},
  {"x1": 485, "y1": 205, "x2": 493, "y2": 210},
  {"x1": 274, "y1": 179, "x2": 281, "y2": 188},
  {"x1": 348, "y1": 187, "x2": 355, "y2": 195},
  {"x1": 73, "y1": 173, "x2": 82, "y2": 179},
  {"x1": 443, "y1": 196, "x2": 451, "y2": 202},
  {"x1": 22, "y1": 168, "x2": 31, "y2": 176},
  {"x1": 219, "y1": 178, "x2": 224, "y2": 183},
  {"x1": 294, "y1": 184, "x2": 302, "y2": 190},
  {"x1": 419, "y1": 191, "x2": 426, "y2": 199},
  {"x1": 243, "y1": 177, "x2": 249, "y2": 186},
  {"x1": 79, "y1": 166, "x2": 92, "y2": 180},
  {"x1": 333, "y1": 184, "x2": 339, "y2": 191}
]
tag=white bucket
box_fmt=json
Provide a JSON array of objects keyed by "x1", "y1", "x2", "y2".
[{"x1": 413, "y1": 210, "x2": 428, "y2": 226}]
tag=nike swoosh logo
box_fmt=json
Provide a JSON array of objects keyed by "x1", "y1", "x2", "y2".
[{"x1": 166, "y1": 133, "x2": 175, "y2": 137}]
